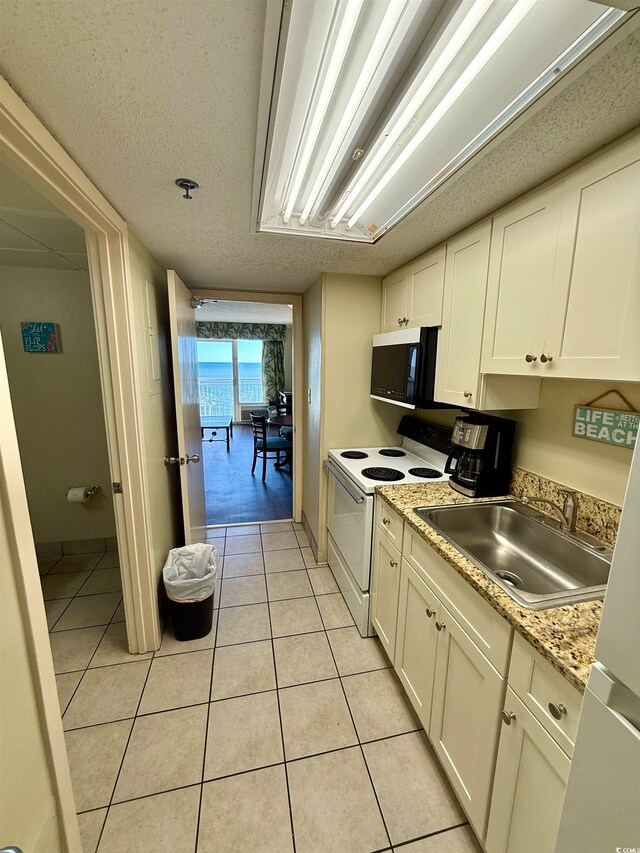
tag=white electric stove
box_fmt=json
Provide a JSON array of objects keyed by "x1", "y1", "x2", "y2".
[{"x1": 324, "y1": 418, "x2": 452, "y2": 636}]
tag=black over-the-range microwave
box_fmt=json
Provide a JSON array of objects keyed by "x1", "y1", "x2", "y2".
[{"x1": 370, "y1": 326, "x2": 448, "y2": 410}]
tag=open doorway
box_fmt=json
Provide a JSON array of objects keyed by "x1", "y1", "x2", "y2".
[
  {"x1": 0, "y1": 162, "x2": 128, "y2": 698},
  {"x1": 195, "y1": 299, "x2": 294, "y2": 525}
]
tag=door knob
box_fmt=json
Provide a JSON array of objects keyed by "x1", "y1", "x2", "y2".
[
  {"x1": 164, "y1": 455, "x2": 184, "y2": 466},
  {"x1": 463, "y1": 390, "x2": 473, "y2": 398},
  {"x1": 501, "y1": 710, "x2": 516, "y2": 725},
  {"x1": 540, "y1": 352, "x2": 554, "y2": 363},
  {"x1": 548, "y1": 702, "x2": 567, "y2": 719},
  {"x1": 1, "y1": 847, "x2": 24, "y2": 853},
  {"x1": 389, "y1": 559, "x2": 398, "y2": 567},
  {"x1": 435, "y1": 621, "x2": 446, "y2": 631},
  {"x1": 186, "y1": 454, "x2": 201, "y2": 464},
  {"x1": 524, "y1": 353, "x2": 537, "y2": 362},
  {"x1": 425, "y1": 607, "x2": 436, "y2": 618}
]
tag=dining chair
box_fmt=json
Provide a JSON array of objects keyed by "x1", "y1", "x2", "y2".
[{"x1": 250, "y1": 413, "x2": 292, "y2": 481}]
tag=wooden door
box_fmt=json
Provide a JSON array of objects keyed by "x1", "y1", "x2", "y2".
[
  {"x1": 0, "y1": 331, "x2": 81, "y2": 850},
  {"x1": 430, "y1": 604, "x2": 506, "y2": 839},
  {"x1": 436, "y1": 222, "x2": 491, "y2": 408},
  {"x1": 381, "y1": 268, "x2": 409, "y2": 332},
  {"x1": 394, "y1": 561, "x2": 440, "y2": 731},
  {"x1": 370, "y1": 531, "x2": 402, "y2": 660},
  {"x1": 167, "y1": 270, "x2": 206, "y2": 543},
  {"x1": 485, "y1": 689, "x2": 571, "y2": 853},
  {"x1": 407, "y1": 245, "x2": 446, "y2": 328},
  {"x1": 481, "y1": 190, "x2": 563, "y2": 376}
]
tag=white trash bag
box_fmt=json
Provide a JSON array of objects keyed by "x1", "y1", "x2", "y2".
[{"x1": 162, "y1": 543, "x2": 218, "y2": 603}]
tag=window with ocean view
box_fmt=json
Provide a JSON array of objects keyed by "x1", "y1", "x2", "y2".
[{"x1": 197, "y1": 339, "x2": 264, "y2": 420}]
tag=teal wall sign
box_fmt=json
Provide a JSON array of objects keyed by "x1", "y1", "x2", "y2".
[
  {"x1": 21, "y1": 321, "x2": 61, "y2": 353},
  {"x1": 573, "y1": 390, "x2": 638, "y2": 449}
]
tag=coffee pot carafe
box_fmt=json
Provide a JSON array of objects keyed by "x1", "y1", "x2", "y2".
[{"x1": 445, "y1": 413, "x2": 515, "y2": 498}]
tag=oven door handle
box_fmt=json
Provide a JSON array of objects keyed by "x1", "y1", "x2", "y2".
[{"x1": 323, "y1": 459, "x2": 365, "y2": 504}]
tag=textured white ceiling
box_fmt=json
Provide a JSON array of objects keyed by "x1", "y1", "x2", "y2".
[
  {"x1": 0, "y1": 2, "x2": 639, "y2": 293},
  {"x1": 197, "y1": 299, "x2": 292, "y2": 325},
  {"x1": 0, "y1": 162, "x2": 88, "y2": 270}
]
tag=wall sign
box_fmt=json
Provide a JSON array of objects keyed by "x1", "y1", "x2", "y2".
[
  {"x1": 573, "y1": 390, "x2": 638, "y2": 449},
  {"x1": 21, "y1": 322, "x2": 61, "y2": 353}
]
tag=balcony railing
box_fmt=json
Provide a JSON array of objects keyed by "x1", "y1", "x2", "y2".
[{"x1": 199, "y1": 377, "x2": 264, "y2": 418}]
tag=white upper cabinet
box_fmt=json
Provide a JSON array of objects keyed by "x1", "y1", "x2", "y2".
[
  {"x1": 437, "y1": 222, "x2": 492, "y2": 407},
  {"x1": 544, "y1": 142, "x2": 640, "y2": 380},
  {"x1": 406, "y1": 245, "x2": 446, "y2": 328},
  {"x1": 436, "y1": 221, "x2": 541, "y2": 410},
  {"x1": 381, "y1": 245, "x2": 445, "y2": 332},
  {"x1": 381, "y1": 267, "x2": 410, "y2": 332},
  {"x1": 482, "y1": 136, "x2": 640, "y2": 381},
  {"x1": 481, "y1": 189, "x2": 565, "y2": 376}
]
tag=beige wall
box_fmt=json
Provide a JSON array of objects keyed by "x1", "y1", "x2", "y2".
[
  {"x1": 302, "y1": 273, "x2": 400, "y2": 558},
  {"x1": 0, "y1": 487, "x2": 62, "y2": 851},
  {"x1": 504, "y1": 379, "x2": 636, "y2": 506},
  {"x1": 127, "y1": 231, "x2": 181, "y2": 588},
  {"x1": 417, "y1": 378, "x2": 637, "y2": 507},
  {"x1": 302, "y1": 277, "x2": 323, "y2": 552},
  {"x1": 0, "y1": 265, "x2": 116, "y2": 542},
  {"x1": 284, "y1": 324, "x2": 293, "y2": 391},
  {"x1": 322, "y1": 273, "x2": 402, "y2": 451}
]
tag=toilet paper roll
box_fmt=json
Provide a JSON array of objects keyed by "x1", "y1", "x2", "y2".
[{"x1": 67, "y1": 486, "x2": 90, "y2": 504}]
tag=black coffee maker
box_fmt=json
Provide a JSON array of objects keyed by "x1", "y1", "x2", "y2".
[{"x1": 445, "y1": 413, "x2": 516, "y2": 497}]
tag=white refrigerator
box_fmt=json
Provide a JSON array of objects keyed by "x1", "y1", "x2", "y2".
[{"x1": 555, "y1": 443, "x2": 640, "y2": 852}]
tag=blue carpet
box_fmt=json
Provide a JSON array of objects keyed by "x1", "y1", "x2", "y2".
[{"x1": 203, "y1": 424, "x2": 292, "y2": 525}]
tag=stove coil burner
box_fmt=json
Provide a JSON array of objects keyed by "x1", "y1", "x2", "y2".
[
  {"x1": 379, "y1": 448, "x2": 406, "y2": 457},
  {"x1": 340, "y1": 451, "x2": 369, "y2": 459},
  {"x1": 362, "y1": 467, "x2": 405, "y2": 482},
  {"x1": 408, "y1": 467, "x2": 442, "y2": 479}
]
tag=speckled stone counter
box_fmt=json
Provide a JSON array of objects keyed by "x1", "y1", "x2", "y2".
[{"x1": 375, "y1": 479, "x2": 616, "y2": 693}]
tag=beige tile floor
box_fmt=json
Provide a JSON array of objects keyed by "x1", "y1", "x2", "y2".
[{"x1": 42, "y1": 522, "x2": 482, "y2": 853}]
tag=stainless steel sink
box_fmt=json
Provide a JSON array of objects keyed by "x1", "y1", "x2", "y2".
[{"x1": 413, "y1": 500, "x2": 612, "y2": 610}]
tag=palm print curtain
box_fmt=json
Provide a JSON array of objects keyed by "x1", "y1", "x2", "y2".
[{"x1": 196, "y1": 321, "x2": 286, "y2": 403}]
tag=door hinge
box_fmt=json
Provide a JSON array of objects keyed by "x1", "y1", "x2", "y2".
[{"x1": 112, "y1": 482, "x2": 123, "y2": 494}]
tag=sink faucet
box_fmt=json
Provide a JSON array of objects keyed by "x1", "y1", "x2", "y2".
[{"x1": 520, "y1": 490, "x2": 578, "y2": 532}]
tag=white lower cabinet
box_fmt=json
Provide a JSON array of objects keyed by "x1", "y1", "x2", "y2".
[
  {"x1": 370, "y1": 529, "x2": 401, "y2": 659},
  {"x1": 394, "y1": 560, "x2": 440, "y2": 731},
  {"x1": 429, "y1": 603, "x2": 507, "y2": 839},
  {"x1": 485, "y1": 688, "x2": 571, "y2": 853},
  {"x1": 372, "y1": 519, "x2": 577, "y2": 850}
]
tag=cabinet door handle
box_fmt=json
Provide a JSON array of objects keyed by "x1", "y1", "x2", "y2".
[
  {"x1": 540, "y1": 352, "x2": 554, "y2": 363},
  {"x1": 398, "y1": 318, "x2": 403, "y2": 325},
  {"x1": 389, "y1": 559, "x2": 398, "y2": 567},
  {"x1": 548, "y1": 702, "x2": 567, "y2": 719},
  {"x1": 463, "y1": 390, "x2": 473, "y2": 398},
  {"x1": 525, "y1": 353, "x2": 537, "y2": 363},
  {"x1": 382, "y1": 517, "x2": 391, "y2": 525},
  {"x1": 501, "y1": 710, "x2": 516, "y2": 725},
  {"x1": 435, "y1": 621, "x2": 446, "y2": 631},
  {"x1": 425, "y1": 607, "x2": 436, "y2": 618}
]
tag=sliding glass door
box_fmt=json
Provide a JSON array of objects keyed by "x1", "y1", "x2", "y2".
[{"x1": 197, "y1": 339, "x2": 264, "y2": 421}]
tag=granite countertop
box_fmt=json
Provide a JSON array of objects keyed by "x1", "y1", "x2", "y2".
[{"x1": 376, "y1": 482, "x2": 603, "y2": 693}]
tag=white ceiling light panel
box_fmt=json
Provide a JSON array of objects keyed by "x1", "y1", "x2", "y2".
[{"x1": 258, "y1": 0, "x2": 627, "y2": 243}]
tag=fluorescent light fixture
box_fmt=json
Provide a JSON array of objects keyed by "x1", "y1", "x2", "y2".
[
  {"x1": 257, "y1": 0, "x2": 627, "y2": 243},
  {"x1": 343, "y1": 0, "x2": 538, "y2": 229},
  {"x1": 330, "y1": 0, "x2": 496, "y2": 228},
  {"x1": 298, "y1": 0, "x2": 409, "y2": 227},
  {"x1": 282, "y1": 0, "x2": 364, "y2": 224}
]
